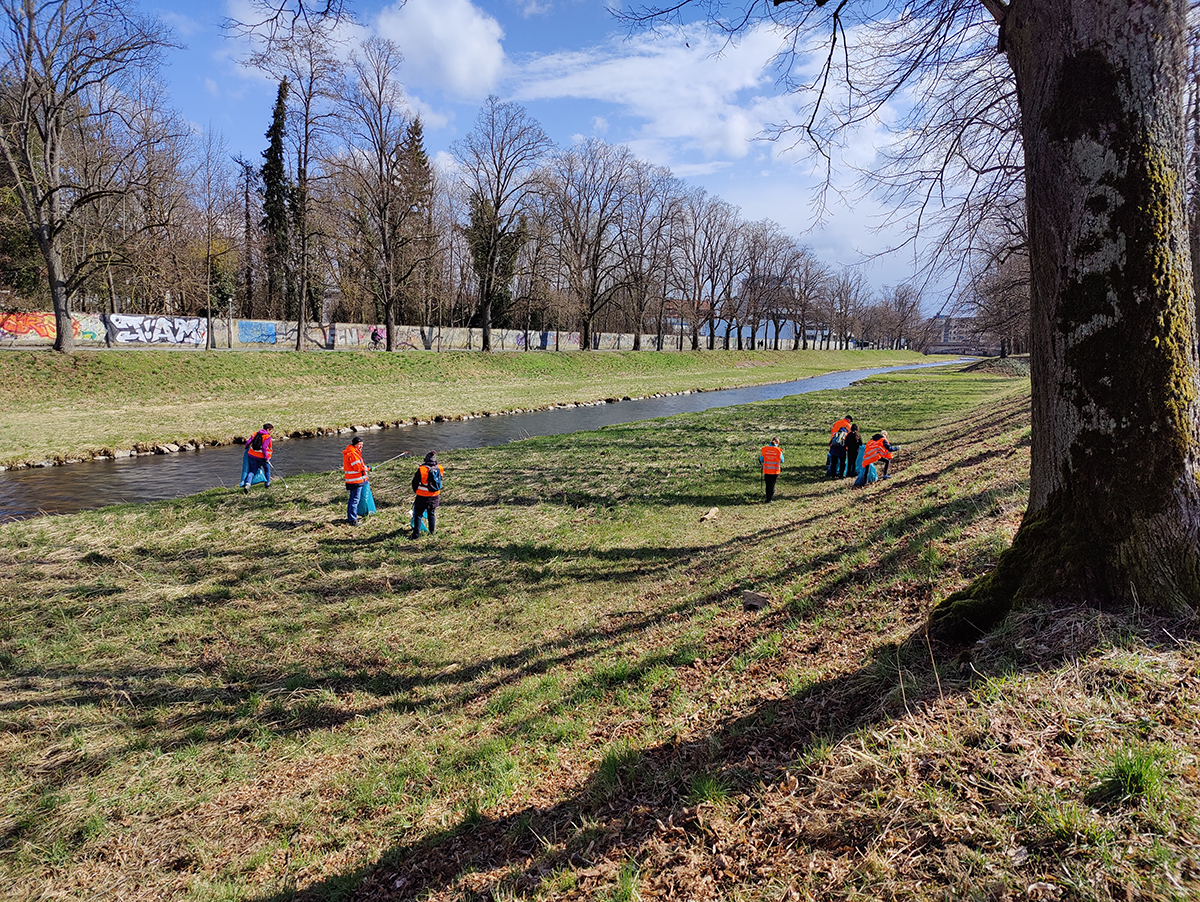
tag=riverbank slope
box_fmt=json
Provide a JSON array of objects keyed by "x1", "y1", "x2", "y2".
[
  {"x1": 5, "y1": 362, "x2": 1194, "y2": 901},
  {"x1": 0, "y1": 349, "x2": 936, "y2": 468}
]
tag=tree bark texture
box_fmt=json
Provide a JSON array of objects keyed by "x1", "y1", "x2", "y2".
[{"x1": 939, "y1": 0, "x2": 1200, "y2": 633}]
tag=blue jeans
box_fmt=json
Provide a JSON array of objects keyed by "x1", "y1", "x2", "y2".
[
  {"x1": 243, "y1": 456, "x2": 268, "y2": 487},
  {"x1": 347, "y1": 483, "x2": 363, "y2": 523}
]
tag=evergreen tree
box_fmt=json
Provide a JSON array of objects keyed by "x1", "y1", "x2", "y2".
[
  {"x1": 398, "y1": 117, "x2": 434, "y2": 326},
  {"x1": 465, "y1": 192, "x2": 526, "y2": 331},
  {"x1": 260, "y1": 80, "x2": 293, "y2": 320}
]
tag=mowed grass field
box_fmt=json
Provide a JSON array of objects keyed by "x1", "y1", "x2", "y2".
[
  {"x1": 3, "y1": 362, "x2": 1200, "y2": 901},
  {"x1": 0, "y1": 348, "x2": 933, "y2": 468}
]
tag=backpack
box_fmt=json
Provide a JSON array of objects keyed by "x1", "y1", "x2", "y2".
[
  {"x1": 425, "y1": 464, "x2": 442, "y2": 491},
  {"x1": 250, "y1": 431, "x2": 264, "y2": 452},
  {"x1": 831, "y1": 428, "x2": 847, "y2": 447}
]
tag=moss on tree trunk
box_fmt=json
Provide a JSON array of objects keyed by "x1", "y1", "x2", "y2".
[{"x1": 932, "y1": 0, "x2": 1200, "y2": 641}]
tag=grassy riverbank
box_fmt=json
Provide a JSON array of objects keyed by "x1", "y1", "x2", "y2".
[
  {"x1": 4, "y1": 362, "x2": 1199, "y2": 901},
  {"x1": 0, "y1": 349, "x2": 935, "y2": 468}
]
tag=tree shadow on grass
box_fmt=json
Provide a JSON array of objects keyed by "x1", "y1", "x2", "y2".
[{"x1": 272, "y1": 599, "x2": 1192, "y2": 902}]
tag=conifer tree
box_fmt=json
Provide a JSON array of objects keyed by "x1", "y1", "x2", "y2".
[{"x1": 260, "y1": 80, "x2": 293, "y2": 321}]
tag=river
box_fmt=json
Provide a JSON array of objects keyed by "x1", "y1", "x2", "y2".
[{"x1": 0, "y1": 361, "x2": 959, "y2": 521}]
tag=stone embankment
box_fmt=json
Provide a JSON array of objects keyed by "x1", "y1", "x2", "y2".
[{"x1": 0, "y1": 389, "x2": 711, "y2": 472}]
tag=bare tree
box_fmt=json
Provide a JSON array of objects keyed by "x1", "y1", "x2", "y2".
[
  {"x1": 616, "y1": 159, "x2": 682, "y2": 350},
  {"x1": 0, "y1": 0, "x2": 181, "y2": 351},
  {"x1": 624, "y1": 0, "x2": 1200, "y2": 629},
  {"x1": 453, "y1": 97, "x2": 553, "y2": 351},
  {"x1": 546, "y1": 139, "x2": 635, "y2": 350},
  {"x1": 333, "y1": 37, "x2": 436, "y2": 350}
]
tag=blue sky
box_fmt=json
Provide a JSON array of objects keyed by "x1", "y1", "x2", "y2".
[{"x1": 149, "y1": 0, "x2": 932, "y2": 299}]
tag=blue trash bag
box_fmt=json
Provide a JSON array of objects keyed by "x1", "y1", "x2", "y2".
[
  {"x1": 241, "y1": 447, "x2": 270, "y2": 486},
  {"x1": 853, "y1": 463, "x2": 878, "y2": 488},
  {"x1": 357, "y1": 482, "x2": 377, "y2": 518},
  {"x1": 409, "y1": 507, "x2": 430, "y2": 534}
]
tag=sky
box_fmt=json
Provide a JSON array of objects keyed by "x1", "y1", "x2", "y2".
[{"x1": 148, "y1": 0, "x2": 941, "y2": 303}]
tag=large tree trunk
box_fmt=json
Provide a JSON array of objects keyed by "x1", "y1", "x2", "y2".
[
  {"x1": 45, "y1": 245, "x2": 74, "y2": 354},
  {"x1": 935, "y1": 0, "x2": 1200, "y2": 637}
]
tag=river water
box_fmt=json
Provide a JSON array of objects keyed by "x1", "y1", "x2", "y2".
[{"x1": 0, "y1": 361, "x2": 959, "y2": 521}]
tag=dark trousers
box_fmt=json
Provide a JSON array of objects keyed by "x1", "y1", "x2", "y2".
[
  {"x1": 763, "y1": 474, "x2": 778, "y2": 502},
  {"x1": 412, "y1": 496, "x2": 437, "y2": 536},
  {"x1": 830, "y1": 447, "x2": 847, "y2": 478}
]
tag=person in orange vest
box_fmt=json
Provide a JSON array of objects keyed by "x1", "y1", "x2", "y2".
[
  {"x1": 758, "y1": 437, "x2": 784, "y2": 502},
  {"x1": 854, "y1": 431, "x2": 900, "y2": 487},
  {"x1": 826, "y1": 415, "x2": 853, "y2": 478},
  {"x1": 241, "y1": 423, "x2": 274, "y2": 493},
  {"x1": 410, "y1": 450, "x2": 444, "y2": 539},
  {"x1": 343, "y1": 436, "x2": 370, "y2": 524}
]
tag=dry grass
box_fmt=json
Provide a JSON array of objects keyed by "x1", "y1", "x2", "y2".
[{"x1": 4, "y1": 363, "x2": 1195, "y2": 901}]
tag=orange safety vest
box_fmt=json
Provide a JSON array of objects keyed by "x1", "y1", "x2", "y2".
[
  {"x1": 415, "y1": 464, "x2": 443, "y2": 497},
  {"x1": 861, "y1": 438, "x2": 893, "y2": 467},
  {"x1": 830, "y1": 418, "x2": 852, "y2": 437},
  {"x1": 343, "y1": 445, "x2": 369, "y2": 484},
  {"x1": 248, "y1": 430, "x2": 271, "y2": 460},
  {"x1": 760, "y1": 446, "x2": 783, "y2": 475}
]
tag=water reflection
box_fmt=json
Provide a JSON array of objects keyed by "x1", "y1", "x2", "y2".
[{"x1": 0, "y1": 361, "x2": 959, "y2": 521}]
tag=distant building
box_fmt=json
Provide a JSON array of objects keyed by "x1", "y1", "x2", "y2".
[{"x1": 925, "y1": 315, "x2": 999, "y2": 356}]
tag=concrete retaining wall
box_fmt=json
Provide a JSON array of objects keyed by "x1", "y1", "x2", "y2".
[{"x1": 0, "y1": 312, "x2": 680, "y2": 352}]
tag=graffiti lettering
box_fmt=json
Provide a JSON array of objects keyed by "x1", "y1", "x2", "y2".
[
  {"x1": 0, "y1": 312, "x2": 79, "y2": 340},
  {"x1": 106, "y1": 314, "x2": 206, "y2": 345}
]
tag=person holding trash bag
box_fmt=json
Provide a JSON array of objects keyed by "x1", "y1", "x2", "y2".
[
  {"x1": 241, "y1": 423, "x2": 274, "y2": 493},
  {"x1": 343, "y1": 436, "x2": 370, "y2": 524},
  {"x1": 854, "y1": 431, "x2": 900, "y2": 487},
  {"x1": 410, "y1": 451, "x2": 444, "y2": 539},
  {"x1": 759, "y1": 437, "x2": 783, "y2": 502}
]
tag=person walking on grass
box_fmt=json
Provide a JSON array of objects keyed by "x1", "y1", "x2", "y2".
[
  {"x1": 410, "y1": 451, "x2": 444, "y2": 539},
  {"x1": 759, "y1": 437, "x2": 783, "y2": 503},
  {"x1": 241, "y1": 423, "x2": 274, "y2": 493},
  {"x1": 343, "y1": 436, "x2": 369, "y2": 525}
]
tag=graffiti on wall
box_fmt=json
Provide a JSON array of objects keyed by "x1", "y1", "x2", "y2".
[
  {"x1": 0, "y1": 312, "x2": 78, "y2": 341},
  {"x1": 238, "y1": 320, "x2": 277, "y2": 344},
  {"x1": 106, "y1": 314, "x2": 206, "y2": 345}
]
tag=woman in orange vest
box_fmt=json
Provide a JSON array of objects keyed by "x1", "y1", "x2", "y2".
[
  {"x1": 343, "y1": 436, "x2": 369, "y2": 524},
  {"x1": 241, "y1": 423, "x2": 273, "y2": 493},
  {"x1": 410, "y1": 450, "x2": 444, "y2": 539},
  {"x1": 759, "y1": 437, "x2": 784, "y2": 502}
]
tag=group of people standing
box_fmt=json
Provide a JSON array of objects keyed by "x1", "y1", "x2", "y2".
[
  {"x1": 239, "y1": 423, "x2": 444, "y2": 540},
  {"x1": 757, "y1": 414, "x2": 901, "y2": 502},
  {"x1": 343, "y1": 437, "x2": 443, "y2": 538}
]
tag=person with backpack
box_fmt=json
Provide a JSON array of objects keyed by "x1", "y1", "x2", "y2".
[
  {"x1": 828, "y1": 426, "x2": 849, "y2": 478},
  {"x1": 410, "y1": 451, "x2": 444, "y2": 539},
  {"x1": 343, "y1": 436, "x2": 370, "y2": 524},
  {"x1": 826, "y1": 415, "x2": 853, "y2": 477},
  {"x1": 843, "y1": 423, "x2": 864, "y2": 478},
  {"x1": 241, "y1": 423, "x2": 274, "y2": 493},
  {"x1": 759, "y1": 437, "x2": 784, "y2": 502}
]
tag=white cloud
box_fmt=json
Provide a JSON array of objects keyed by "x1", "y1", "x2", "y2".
[
  {"x1": 509, "y1": 25, "x2": 804, "y2": 165},
  {"x1": 591, "y1": 115, "x2": 608, "y2": 134},
  {"x1": 376, "y1": 0, "x2": 506, "y2": 100},
  {"x1": 204, "y1": 77, "x2": 219, "y2": 96},
  {"x1": 158, "y1": 11, "x2": 202, "y2": 38}
]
